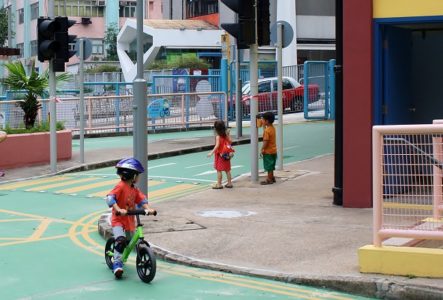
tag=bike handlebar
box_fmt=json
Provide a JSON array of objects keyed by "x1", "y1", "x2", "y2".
[{"x1": 116, "y1": 209, "x2": 157, "y2": 216}]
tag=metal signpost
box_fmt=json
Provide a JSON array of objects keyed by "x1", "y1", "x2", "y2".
[
  {"x1": 75, "y1": 38, "x2": 92, "y2": 164},
  {"x1": 271, "y1": 21, "x2": 294, "y2": 170}
]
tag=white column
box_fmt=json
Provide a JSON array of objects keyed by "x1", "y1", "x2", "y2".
[{"x1": 276, "y1": 0, "x2": 297, "y2": 67}]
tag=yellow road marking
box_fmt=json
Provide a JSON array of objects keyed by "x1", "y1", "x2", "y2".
[
  {"x1": 151, "y1": 185, "x2": 209, "y2": 203},
  {"x1": 383, "y1": 202, "x2": 433, "y2": 211},
  {"x1": 0, "y1": 176, "x2": 68, "y2": 190},
  {"x1": 148, "y1": 183, "x2": 196, "y2": 198},
  {"x1": 28, "y1": 219, "x2": 52, "y2": 240},
  {"x1": 0, "y1": 209, "x2": 73, "y2": 224},
  {"x1": 0, "y1": 228, "x2": 96, "y2": 247},
  {"x1": 0, "y1": 218, "x2": 43, "y2": 223},
  {"x1": 26, "y1": 177, "x2": 98, "y2": 191},
  {"x1": 56, "y1": 178, "x2": 119, "y2": 194},
  {"x1": 76, "y1": 213, "x2": 355, "y2": 300},
  {"x1": 88, "y1": 180, "x2": 165, "y2": 198}
]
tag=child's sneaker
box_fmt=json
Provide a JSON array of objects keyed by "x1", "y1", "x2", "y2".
[{"x1": 113, "y1": 261, "x2": 124, "y2": 278}]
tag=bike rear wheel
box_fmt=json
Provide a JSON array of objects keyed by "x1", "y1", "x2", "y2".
[
  {"x1": 136, "y1": 244, "x2": 156, "y2": 283},
  {"x1": 104, "y1": 237, "x2": 115, "y2": 269}
]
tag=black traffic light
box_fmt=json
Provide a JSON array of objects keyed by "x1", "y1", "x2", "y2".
[
  {"x1": 54, "y1": 17, "x2": 77, "y2": 72},
  {"x1": 257, "y1": 0, "x2": 270, "y2": 46},
  {"x1": 37, "y1": 17, "x2": 58, "y2": 62},
  {"x1": 221, "y1": 0, "x2": 255, "y2": 49}
]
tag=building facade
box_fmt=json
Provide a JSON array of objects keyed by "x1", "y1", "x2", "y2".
[{"x1": 3, "y1": 0, "x2": 163, "y2": 70}]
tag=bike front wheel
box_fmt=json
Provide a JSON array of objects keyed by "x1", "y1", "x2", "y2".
[
  {"x1": 136, "y1": 244, "x2": 156, "y2": 283},
  {"x1": 104, "y1": 237, "x2": 115, "y2": 270}
]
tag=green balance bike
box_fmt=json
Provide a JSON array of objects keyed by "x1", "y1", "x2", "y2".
[{"x1": 105, "y1": 209, "x2": 157, "y2": 283}]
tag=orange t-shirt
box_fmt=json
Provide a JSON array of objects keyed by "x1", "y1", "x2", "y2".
[
  {"x1": 108, "y1": 181, "x2": 146, "y2": 231},
  {"x1": 262, "y1": 125, "x2": 277, "y2": 154}
]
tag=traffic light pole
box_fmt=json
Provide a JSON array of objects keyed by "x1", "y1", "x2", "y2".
[
  {"x1": 48, "y1": 0, "x2": 57, "y2": 174},
  {"x1": 133, "y1": 0, "x2": 148, "y2": 194},
  {"x1": 250, "y1": 43, "x2": 259, "y2": 182}
]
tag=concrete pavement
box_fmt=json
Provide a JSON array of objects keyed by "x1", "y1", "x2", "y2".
[{"x1": 2, "y1": 130, "x2": 443, "y2": 299}]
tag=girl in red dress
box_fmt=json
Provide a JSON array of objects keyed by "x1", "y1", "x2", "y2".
[{"x1": 207, "y1": 120, "x2": 233, "y2": 189}]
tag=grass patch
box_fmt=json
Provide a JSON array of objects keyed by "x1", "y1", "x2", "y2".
[{"x1": 3, "y1": 121, "x2": 65, "y2": 134}]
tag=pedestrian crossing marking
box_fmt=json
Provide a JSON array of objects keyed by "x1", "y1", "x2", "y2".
[
  {"x1": 56, "y1": 179, "x2": 120, "y2": 194},
  {"x1": 152, "y1": 184, "x2": 208, "y2": 203},
  {"x1": 148, "y1": 183, "x2": 196, "y2": 199},
  {"x1": 87, "y1": 180, "x2": 165, "y2": 198},
  {"x1": 25, "y1": 177, "x2": 98, "y2": 192},
  {"x1": 0, "y1": 176, "x2": 68, "y2": 190}
]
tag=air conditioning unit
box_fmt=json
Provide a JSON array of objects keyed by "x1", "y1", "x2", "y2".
[{"x1": 97, "y1": 0, "x2": 106, "y2": 6}]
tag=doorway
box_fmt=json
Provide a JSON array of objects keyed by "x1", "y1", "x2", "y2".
[{"x1": 374, "y1": 18, "x2": 443, "y2": 125}]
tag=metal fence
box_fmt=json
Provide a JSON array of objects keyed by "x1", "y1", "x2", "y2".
[
  {"x1": 373, "y1": 124, "x2": 443, "y2": 247},
  {"x1": 0, "y1": 91, "x2": 227, "y2": 134}
]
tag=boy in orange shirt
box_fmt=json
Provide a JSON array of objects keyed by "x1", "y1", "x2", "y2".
[
  {"x1": 106, "y1": 157, "x2": 156, "y2": 279},
  {"x1": 260, "y1": 112, "x2": 277, "y2": 185}
]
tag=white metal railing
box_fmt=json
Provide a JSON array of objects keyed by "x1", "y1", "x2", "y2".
[{"x1": 0, "y1": 91, "x2": 227, "y2": 134}]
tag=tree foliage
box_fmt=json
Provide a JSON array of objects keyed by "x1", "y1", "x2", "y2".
[
  {"x1": 3, "y1": 61, "x2": 71, "y2": 129},
  {"x1": 104, "y1": 23, "x2": 119, "y2": 61},
  {"x1": 0, "y1": 8, "x2": 9, "y2": 46}
]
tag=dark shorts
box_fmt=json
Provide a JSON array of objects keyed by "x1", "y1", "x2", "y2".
[{"x1": 263, "y1": 154, "x2": 277, "y2": 171}]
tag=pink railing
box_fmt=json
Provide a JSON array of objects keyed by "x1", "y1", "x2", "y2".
[{"x1": 373, "y1": 123, "x2": 443, "y2": 247}]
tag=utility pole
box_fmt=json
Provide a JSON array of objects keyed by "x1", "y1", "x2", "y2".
[{"x1": 133, "y1": 0, "x2": 148, "y2": 194}]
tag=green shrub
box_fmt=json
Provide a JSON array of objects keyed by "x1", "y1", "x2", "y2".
[
  {"x1": 3, "y1": 121, "x2": 65, "y2": 134},
  {"x1": 85, "y1": 64, "x2": 120, "y2": 74}
]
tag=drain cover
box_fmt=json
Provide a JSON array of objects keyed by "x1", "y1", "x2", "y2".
[{"x1": 196, "y1": 210, "x2": 256, "y2": 218}]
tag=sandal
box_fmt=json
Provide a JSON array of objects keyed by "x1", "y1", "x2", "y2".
[
  {"x1": 260, "y1": 179, "x2": 274, "y2": 185},
  {"x1": 224, "y1": 184, "x2": 233, "y2": 188},
  {"x1": 212, "y1": 184, "x2": 223, "y2": 189}
]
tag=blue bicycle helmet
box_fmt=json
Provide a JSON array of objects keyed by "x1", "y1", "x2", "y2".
[{"x1": 115, "y1": 158, "x2": 145, "y2": 180}]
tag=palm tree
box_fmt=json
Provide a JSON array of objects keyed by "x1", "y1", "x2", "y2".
[{"x1": 3, "y1": 60, "x2": 71, "y2": 129}]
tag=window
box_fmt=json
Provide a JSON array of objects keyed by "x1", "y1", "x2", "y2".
[
  {"x1": 258, "y1": 81, "x2": 271, "y2": 93},
  {"x1": 30, "y1": 40, "x2": 38, "y2": 57},
  {"x1": 31, "y1": 3, "x2": 39, "y2": 20},
  {"x1": 283, "y1": 79, "x2": 293, "y2": 90},
  {"x1": 18, "y1": 8, "x2": 24, "y2": 24},
  {"x1": 120, "y1": 3, "x2": 136, "y2": 17},
  {"x1": 54, "y1": 1, "x2": 105, "y2": 17},
  {"x1": 91, "y1": 39, "x2": 104, "y2": 55},
  {"x1": 186, "y1": 0, "x2": 218, "y2": 18},
  {"x1": 16, "y1": 43, "x2": 24, "y2": 58}
]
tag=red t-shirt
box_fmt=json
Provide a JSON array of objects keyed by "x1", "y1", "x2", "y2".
[{"x1": 108, "y1": 181, "x2": 146, "y2": 231}]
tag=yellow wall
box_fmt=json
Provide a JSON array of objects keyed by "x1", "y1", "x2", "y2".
[{"x1": 374, "y1": 0, "x2": 443, "y2": 18}]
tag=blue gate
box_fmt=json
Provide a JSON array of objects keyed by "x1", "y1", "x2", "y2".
[{"x1": 303, "y1": 60, "x2": 336, "y2": 120}]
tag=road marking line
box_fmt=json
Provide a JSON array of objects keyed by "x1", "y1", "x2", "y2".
[
  {"x1": 195, "y1": 165, "x2": 243, "y2": 176},
  {"x1": 148, "y1": 184, "x2": 196, "y2": 198},
  {"x1": 148, "y1": 163, "x2": 176, "y2": 169},
  {"x1": 185, "y1": 162, "x2": 212, "y2": 169},
  {"x1": 25, "y1": 177, "x2": 98, "y2": 192},
  {"x1": 0, "y1": 176, "x2": 67, "y2": 190},
  {"x1": 151, "y1": 185, "x2": 209, "y2": 203},
  {"x1": 74, "y1": 213, "x2": 356, "y2": 300},
  {"x1": 0, "y1": 218, "x2": 43, "y2": 223},
  {"x1": 56, "y1": 179, "x2": 119, "y2": 194},
  {"x1": 149, "y1": 175, "x2": 215, "y2": 183},
  {"x1": 28, "y1": 219, "x2": 52, "y2": 240},
  {"x1": 87, "y1": 180, "x2": 165, "y2": 198}
]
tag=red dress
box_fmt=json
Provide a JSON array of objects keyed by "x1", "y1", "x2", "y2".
[{"x1": 214, "y1": 136, "x2": 231, "y2": 172}]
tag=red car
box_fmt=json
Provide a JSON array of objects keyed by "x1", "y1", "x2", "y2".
[{"x1": 238, "y1": 76, "x2": 320, "y2": 116}]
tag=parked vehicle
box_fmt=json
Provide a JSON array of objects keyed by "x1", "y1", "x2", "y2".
[
  {"x1": 212, "y1": 76, "x2": 320, "y2": 119},
  {"x1": 239, "y1": 76, "x2": 320, "y2": 116}
]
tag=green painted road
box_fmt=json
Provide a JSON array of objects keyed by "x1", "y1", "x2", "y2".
[
  {"x1": 0, "y1": 122, "x2": 374, "y2": 299},
  {"x1": 0, "y1": 192, "x2": 373, "y2": 300}
]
